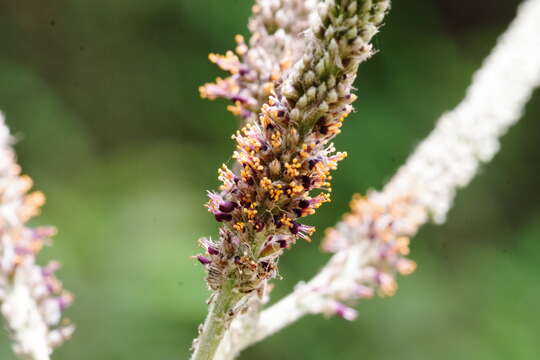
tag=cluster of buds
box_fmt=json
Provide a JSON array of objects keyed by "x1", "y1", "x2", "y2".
[
  {"x1": 197, "y1": 0, "x2": 391, "y2": 299},
  {"x1": 0, "y1": 113, "x2": 73, "y2": 360},
  {"x1": 319, "y1": 192, "x2": 426, "y2": 319},
  {"x1": 199, "y1": 0, "x2": 318, "y2": 122}
]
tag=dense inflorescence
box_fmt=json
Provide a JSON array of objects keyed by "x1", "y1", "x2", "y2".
[
  {"x1": 200, "y1": 94, "x2": 344, "y2": 294},
  {"x1": 199, "y1": 0, "x2": 318, "y2": 122},
  {"x1": 0, "y1": 114, "x2": 73, "y2": 360},
  {"x1": 197, "y1": 0, "x2": 391, "y2": 298},
  {"x1": 319, "y1": 193, "x2": 425, "y2": 318}
]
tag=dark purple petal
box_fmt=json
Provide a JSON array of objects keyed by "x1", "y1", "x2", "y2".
[
  {"x1": 215, "y1": 213, "x2": 233, "y2": 222},
  {"x1": 219, "y1": 201, "x2": 238, "y2": 213},
  {"x1": 254, "y1": 221, "x2": 265, "y2": 232},
  {"x1": 302, "y1": 176, "x2": 311, "y2": 189},
  {"x1": 207, "y1": 246, "x2": 220, "y2": 255},
  {"x1": 277, "y1": 239, "x2": 288, "y2": 248},
  {"x1": 197, "y1": 256, "x2": 211, "y2": 265},
  {"x1": 290, "y1": 221, "x2": 300, "y2": 235},
  {"x1": 274, "y1": 215, "x2": 283, "y2": 228},
  {"x1": 231, "y1": 95, "x2": 247, "y2": 104}
]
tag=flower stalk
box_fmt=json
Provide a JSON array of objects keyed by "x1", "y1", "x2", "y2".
[{"x1": 191, "y1": 279, "x2": 242, "y2": 360}]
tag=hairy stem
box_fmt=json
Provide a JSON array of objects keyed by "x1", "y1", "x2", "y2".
[{"x1": 191, "y1": 280, "x2": 241, "y2": 360}]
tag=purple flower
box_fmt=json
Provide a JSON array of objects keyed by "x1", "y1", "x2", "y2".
[
  {"x1": 197, "y1": 256, "x2": 212, "y2": 265},
  {"x1": 207, "y1": 246, "x2": 220, "y2": 256},
  {"x1": 277, "y1": 239, "x2": 288, "y2": 248},
  {"x1": 332, "y1": 301, "x2": 358, "y2": 321},
  {"x1": 214, "y1": 213, "x2": 233, "y2": 222},
  {"x1": 218, "y1": 201, "x2": 238, "y2": 213},
  {"x1": 290, "y1": 222, "x2": 300, "y2": 235}
]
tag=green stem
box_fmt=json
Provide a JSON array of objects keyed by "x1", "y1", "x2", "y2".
[{"x1": 191, "y1": 280, "x2": 241, "y2": 360}]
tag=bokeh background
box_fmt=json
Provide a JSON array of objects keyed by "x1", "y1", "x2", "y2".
[{"x1": 0, "y1": 0, "x2": 539, "y2": 359}]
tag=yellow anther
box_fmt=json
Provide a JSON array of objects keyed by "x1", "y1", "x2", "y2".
[
  {"x1": 280, "y1": 216, "x2": 292, "y2": 227},
  {"x1": 395, "y1": 237, "x2": 410, "y2": 255},
  {"x1": 233, "y1": 222, "x2": 245, "y2": 232},
  {"x1": 263, "y1": 82, "x2": 274, "y2": 96},
  {"x1": 397, "y1": 259, "x2": 417, "y2": 275}
]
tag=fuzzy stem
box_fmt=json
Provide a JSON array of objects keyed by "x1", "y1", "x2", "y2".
[{"x1": 191, "y1": 280, "x2": 241, "y2": 360}]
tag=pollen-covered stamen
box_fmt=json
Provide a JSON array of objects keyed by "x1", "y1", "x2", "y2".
[
  {"x1": 208, "y1": 51, "x2": 242, "y2": 74},
  {"x1": 217, "y1": 165, "x2": 237, "y2": 192},
  {"x1": 242, "y1": 202, "x2": 259, "y2": 221},
  {"x1": 295, "y1": 223, "x2": 316, "y2": 242}
]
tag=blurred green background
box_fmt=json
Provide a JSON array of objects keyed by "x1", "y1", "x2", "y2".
[{"x1": 0, "y1": 0, "x2": 539, "y2": 359}]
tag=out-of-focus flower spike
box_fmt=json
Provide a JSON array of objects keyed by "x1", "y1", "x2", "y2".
[
  {"x1": 0, "y1": 112, "x2": 73, "y2": 360},
  {"x1": 320, "y1": 194, "x2": 425, "y2": 312}
]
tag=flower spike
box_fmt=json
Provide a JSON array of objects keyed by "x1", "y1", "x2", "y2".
[
  {"x1": 192, "y1": 1, "x2": 391, "y2": 359},
  {"x1": 0, "y1": 113, "x2": 74, "y2": 360}
]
